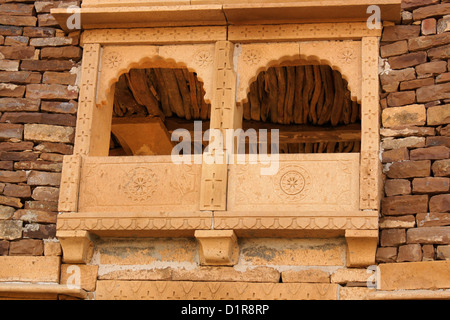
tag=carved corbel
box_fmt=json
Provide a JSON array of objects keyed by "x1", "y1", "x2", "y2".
[
  {"x1": 57, "y1": 230, "x2": 94, "y2": 264},
  {"x1": 195, "y1": 230, "x2": 239, "y2": 266},
  {"x1": 345, "y1": 229, "x2": 378, "y2": 267}
]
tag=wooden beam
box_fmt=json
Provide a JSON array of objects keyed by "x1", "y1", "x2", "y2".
[{"x1": 113, "y1": 117, "x2": 360, "y2": 145}]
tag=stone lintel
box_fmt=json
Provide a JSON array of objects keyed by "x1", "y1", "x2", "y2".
[
  {"x1": 57, "y1": 230, "x2": 94, "y2": 264},
  {"x1": 345, "y1": 229, "x2": 378, "y2": 268},
  {"x1": 195, "y1": 230, "x2": 239, "y2": 266},
  {"x1": 51, "y1": 1, "x2": 401, "y2": 32}
]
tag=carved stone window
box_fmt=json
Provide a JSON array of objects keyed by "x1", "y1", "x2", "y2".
[{"x1": 53, "y1": 1, "x2": 402, "y2": 268}]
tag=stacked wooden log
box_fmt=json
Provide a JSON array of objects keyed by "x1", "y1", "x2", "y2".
[
  {"x1": 113, "y1": 68, "x2": 210, "y2": 120},
  {"x1": 112, "y1": 65, "x2": 361, "y2": 154},
  {"x1": 243, "y1": 65, "x2": 361, "y2": 153}
]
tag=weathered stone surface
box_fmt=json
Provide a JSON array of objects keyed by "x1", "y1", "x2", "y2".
[
  {"x1": 29, "y1": 36, "x2": 73, "y2": 47},
  {"x1": 14, "y1": 160, "x2": 62, "y2": 172},
  {"x1": 417, "y1": 212, "x2": 450, "y2": 227},
  {"x1": 281, "y1": 269, "x2": 330, "y2": 283},
  {"x1": 417, "y1": 83, "x2": 450, "y2": 103},
  {"x1": 0, "y1": 170, "x2": 26, "y2": 183},
  {"x1": 0, "y1": 98, "x2": 40, "y2": 112},
  {"x1": 13, "y1": 209, "x2": 57, "y2": 224},
  {"x1": 413, "y1": 177, "x2": 449, "y2": 194},
  {"x1": 379, "y1": 215, "x2": 416, "y2": 229},
  {"x1": 44, "y1": 240, "x2": 61, "y2": 256},
  {"x1": 429, "y1": 194, "x2": 450, "y2": 213},
  {"x1": 410, "y1": 146, "x2": 450, "y2": 161},
  {"x1": 402, "y1": 0, "x2": 439, "y2": 11},
  {"x1": 60, "y1": 264, "x2": 98, "y2": 292},
  {"x1": 408, "y1": 32, "x2": 450, "y2": 51},
  {"x1": 0, "y1": 205, "x2": 14, "y2": 220},
  {"x1": 31, "y1": 186, "x2": 59, "y2": 201},
  {"x1": 0, "y1": 71, "x2": 41, "y2": 84},
  {"x1": 400, "y1": 77, "x2": 434, "y2": 91},
  {"x1": 380, "y1": 126, "x2": 435, "y2": 138},
  {"x1": 427, "y1": 105, "x2": 450, "y2": 126},
  {"x1": 25, "y1": 84, "x2": 78, "y2": 100},
  {"x1": 427, "y1": 136, "x2": 450, "y2": 148},
  {"x1": 376, "y1": 247, "x2": 397, "y2": 263},
  {"x1": 428, "y1": 44, "x2": 450, "y2": 60},
  {"x1": 20, "y1": 60, "x2": 74, "y2": 72},
  {"x1": 0, "y1": 15, "x2": 37, "y2": 27},
  {"x1": 42, "y1": 72, "x2": 77, "y2": 86},
  {"x1": 380, "y1": 68, "x2": 416, "y2": 86},
  {"x1": 382, "y1": 195, "x2": 428, "y2": 215},
  {"x1": 382, "y1": 137, "x2": 426, "y2": 150},
  {"x1": 0, "y1": 83, "x2": 25, "y2": 97},
  {"x1": 407, "y1": 227, "x2": 450, "y2": 244},
  {"x1": 421, "y1": 18, "x2": 437, "y2": 36},
  {"x1": 0, "y1": 240, "x2": 8, "y2": 255},
  {"x1": 330, "y1": 268, "x2": 372, "y2": 285},
  {"x1": 436, "y1": 72, "x2": 450, "y2": 84},
  {"x1": 422, "y1": 244, "x2": 435, "y2": 261},
  {"x1": 1, "y1": 112, "x2": 76, "y2": 127},
  {"x1": 0, "y1": 60, "x2": 19, "y2": 71},
  {"x1": 437, "y1": 245, "x2": 450, "y2": 260},
  {"x1": 384, "y1": 179, "x2": 411, "y2": 196},
  {"x1": 380, "y1": 40, "x2": 408, "y2": 58},
  {"x1": 386, "y1": 160, "x2": 431, "y2": 179},
  {"x1": 397, "y1": 244, "x2": 422, "y2": 262},
  {"x1": 9, "y1": 239, "x2": 43, "y2": 256},
  {"x1": 27, "y1": 171, "x2": 61, "y2": 186},
  {"x1": 22, "y1": 26, "x2": 55, "y2": 38},
  {"x1": 24, "y1": 200, "x2": 58, "y2": 212},
  {"x1": 33, "y1": 142, "x2": 73, "y2": 155},
  {"x1": 432, "y1": 159, "x2": 450, "y2": 177},
  {"x1": 172, "y1": 266, "x2": 280, "y2": 283},
  {"x1": 40, "y1": 46, "x2": 81, "y2": 60},
  {"x1": 0, "y1": 195, "x2": 22, "y2": 208},
  {"x1": 415, "y1": 61, "x2": 448, "y2": 77},
  {"x1": 23, "y1": 223, "x2": 56, "y2": 239},
  {"x1": 382, "y1": 25, "x2": 421, "y2": 42},
  {"x1": 0, "y1": 46, "x2": 34, "y2": 60},
  {"x1": 381, "y1": 229, "x2": 407, "y2": 247},
  {"x1": 379, "y1": 261, "x2": 450, "y2": 290},
  {"x1": 0, "y1": 151, "x2": 38, "y2": 162},
  {"x1": 0, "y1": 219, "x2": 22, "y2": 240},
  {"x1": 382, "y1": 104, "x2": 425, "y2": 127},
  {"x1": 0, "y1": 256, "x2": 60, "y2": 282},
  {"x1": 413, "y1": 3, "x2": 450, "y2": 21},
  {"x1": 388, "y1": 51, "x2": 428, "y2": 70},
  {"x1": 0, "y1": 123, "x2": 23, "y2": 140},
  {"x1": 24, "y1": 124, "x2": 74, "y2": 143},
  {"x1": 382, "y1": 147, "x2": 409, "y2": 164},
  {"x1": 3, "y1": 183, "x2": 31, "y2": 198}
]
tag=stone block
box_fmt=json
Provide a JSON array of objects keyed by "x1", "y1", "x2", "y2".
[
  {"x1": 382, "y1": 195, "x2": 428, "y2": 215},
  {"x1": 416, "y1": 212, "x2": 450, "y2": 227},
  {"x1": 25, "y1": 84, "x2": 78, "y2": 100},
  {"x1": 382, "y1": 25, "x2": 420, "y2": 42},
  {"x1": 386, "y1": 160, "x2": 430, "y2": 179},
  {"x1": 422, "y1": 244, "x2": 435, "y2": 261},
  {"x1": 380, "y1": 40, "x2": 408, "y2": 58},
  {"x1": 432, "y1": 159, "x2": 450, "y2": 177},
  {"x1": 437, "y1": 245, "x2": 450, "y2": 260},
  {"x1": 13, "y1": 209, "x2": 57, "y2": 224},
  {"x1": 9, "y1": 239, "x2": 43, "y2": 256},
  {"x1": 378, "y1": 261, "x2": 450, "y2": 290},
  {"x1": 421, "y1": 18, "x2": 437, "y2": 35},
  {"x1": 0, "y1": 256, "x2": 60, "y2": 283},
  {"x1": 173, "y1": 266, "x2": 280, "y2": 283},
  {"x1": 397, "y1": 244, "x2": 422, "y2": 262},
  {"x1": 429, "y1": 194, "x2": 450, "y2": 213},
  {"x1": 407, "y1": 227, "x2": 450, "y2": 244},
  {"x1": 410, "y1": 146, "x2": 450, "y2": 160},
  {"x1": 412, "y1": 177, "x2": 449, "y2": 194},
  {"x1": 0, "y1": 123, "x2": 23, "y2": 140},
  {"x1": 376, "y1": 247, "x2": 397, "y2": 263},
  {"x1": 380, "y1": 229, "x2": 406, "y2": 246},
  {"x1": 44, "y1": 240, "x2": 61, "y2": 256},
  {"x1": 382, "y1": 147, "x2": 409, "y2": 164},
  {"x1": 427, "y1": 105, "x2": 450, "y2": 126},
  {"x1": 384, "y1": 179, "x2": 411, "y2": 196},
  {"x1": 388, "y1": 51, "x2": 427, "y2": 70},
  {"x1": 418, "y1": 83, "x2": 450, "y2": 103},
  {"x1": 382, "y1": 104, "x2": 425, "y2": 127},
  {"x1": 281, "y1": 269, "x2": 329, "y2": 283},
  {"x1": 382, "y1": 137, "x2": 425, "y2": 150},
  {"x1": 0, "y1": 220, "x2": 22, "y2": 240},
  {"x1": 379, "y1": 215, "x2": 416, "y2": 229},
  {"x1": 24, "y1": 124, "x2": 74, "y2": 143},
  {"x1": 386, "y1": 91, "x2": 416, "y2": 107},
  {"x1": 60, "y1": 264, "x2": 98, "y2": 292}
]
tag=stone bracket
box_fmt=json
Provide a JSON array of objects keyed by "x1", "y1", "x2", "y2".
[
  {"x1": 57, "y1": 230, "x2": 94, "y2": 264},
  {"x1": 195, "y1": 230, "x2": 239, "y2": 266},
  {"x1": 345, "y1": 229, "x2": 378, "y2": 268}
]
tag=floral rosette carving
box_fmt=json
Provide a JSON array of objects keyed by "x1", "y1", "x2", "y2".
[
  {"x1": 122, "y1": 167, "x2": 158, "y2": 202},
  {"x1": 273, "y1": 165, "x2": 311, "y2": 201},
  {"x1": 103, "y1": 51, "x2": 123, "y2": 69}
]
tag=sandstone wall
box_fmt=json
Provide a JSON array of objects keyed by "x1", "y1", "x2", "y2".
[
  {"x1": 378, "y1": 0, "x2": 450, "y2": 263},
  {"x1": 0, "y1": 0, "x2": 80, "y2": 258}
]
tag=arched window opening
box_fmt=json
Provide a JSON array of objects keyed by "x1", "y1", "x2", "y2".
[
  {"x1": 241, "y1": 64, "x2": 361, "y2": 155},
  {"x1": 109, "y1": 67, "x2": 211, "y2": 156}
]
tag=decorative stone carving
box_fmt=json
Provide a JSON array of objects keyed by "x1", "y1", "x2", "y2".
[
  {"x1": 58, "y1": 155, "x2": 82, "y2": 212},
  {"x1": 345, "y1": 230, "x2": 379, "y2": 267},
  {"x1": 57, "y1": 230, "x2": 94, "y2": 264}
]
